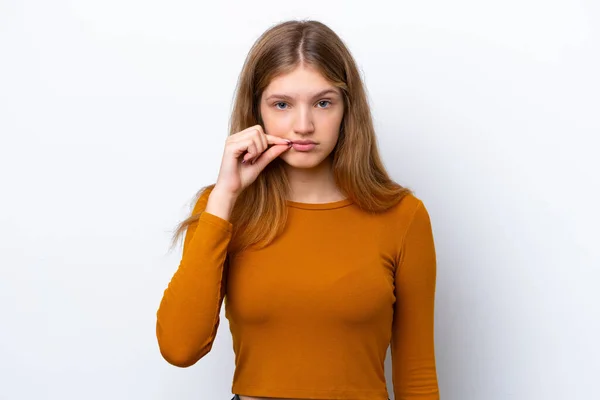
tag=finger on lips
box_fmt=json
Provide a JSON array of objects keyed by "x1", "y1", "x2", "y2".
[{"x1": 241, "y1": 140, "x2": 292, "y2": 164}]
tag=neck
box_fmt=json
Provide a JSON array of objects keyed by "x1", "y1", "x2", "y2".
[{"x1": 283, "y1": 156, "x2": 346, "y2": 203}]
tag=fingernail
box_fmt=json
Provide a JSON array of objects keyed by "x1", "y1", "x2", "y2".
[
  {"x1": 285, "y1": 139, "x2": 292, "y2": 144},
  {"x1": 241, "y1": 159, "x2": 246, "y2": 164}
]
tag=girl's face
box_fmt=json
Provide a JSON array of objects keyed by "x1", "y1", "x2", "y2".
[{"x1": 259, "y1": 64, "x2": 345, "y2": 169}]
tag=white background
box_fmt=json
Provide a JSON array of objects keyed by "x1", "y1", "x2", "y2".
[{"x1": 1, "y1": 1, "x2": 598, "y2": 399}]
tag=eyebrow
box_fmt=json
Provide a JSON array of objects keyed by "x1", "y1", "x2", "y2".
[{"x1": 264, "y1": 89, "x2": 340, "y2": 102}]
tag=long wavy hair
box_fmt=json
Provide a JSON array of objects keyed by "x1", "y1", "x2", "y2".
[{"x1": 170, "y1": 19, "x2": 412, "y2": 256}]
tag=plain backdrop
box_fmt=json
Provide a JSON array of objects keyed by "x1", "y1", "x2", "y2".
[{"x1": 1, "y1": 1, "x2": 598, "y2": 399}]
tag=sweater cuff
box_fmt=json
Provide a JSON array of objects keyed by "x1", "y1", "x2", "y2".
[{"x1": 199, "y1": 211, "x2": 233, "y2": 233}]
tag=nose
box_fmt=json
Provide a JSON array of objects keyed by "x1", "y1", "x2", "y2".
[{"x1": 292, "y1": 105, "x2": 315, "y2": 135}]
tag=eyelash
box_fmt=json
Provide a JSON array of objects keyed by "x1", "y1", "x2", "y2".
[{"x1": 273, "y1": 100, "x2": 332, "y2": 110}]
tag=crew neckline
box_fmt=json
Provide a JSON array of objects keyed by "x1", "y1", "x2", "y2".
[{"x1": 285, "y1": 197, "x2": 353, "y2": 210}]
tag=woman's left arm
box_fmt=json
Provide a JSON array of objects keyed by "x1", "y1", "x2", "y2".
[{"x1": 391, "y1": 199, "x2": 440, "y2": 399}]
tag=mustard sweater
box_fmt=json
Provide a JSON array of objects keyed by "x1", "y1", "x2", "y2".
[{"x1": 156, "y1": 189, "x2": 440, "y2": 400}]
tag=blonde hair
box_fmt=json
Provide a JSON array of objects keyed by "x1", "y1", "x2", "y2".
[{"x1": 170, "y1": 19, "x2": 412, "y2": 255}]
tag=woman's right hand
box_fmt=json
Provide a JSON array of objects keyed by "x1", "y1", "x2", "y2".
[{"x1": 213, "y1": 125, "x2": 292, "y2": 197}]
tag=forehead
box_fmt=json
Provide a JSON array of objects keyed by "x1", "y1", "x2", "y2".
[{"x1": 263, "y1": 64, "x2": 339, "y2": 97}]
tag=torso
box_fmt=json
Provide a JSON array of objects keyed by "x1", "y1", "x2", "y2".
[{"x1": 227, "y1": 197, "x2": 412, "y2": 400}]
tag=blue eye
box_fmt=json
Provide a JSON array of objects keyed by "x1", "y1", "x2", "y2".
[{"x1": 273, "y1": 100, "x2": 332, "y2": 110}]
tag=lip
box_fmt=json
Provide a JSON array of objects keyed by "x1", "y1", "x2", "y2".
[
  {"x1": 290, "y1": 140, "x2": 317, "y2": 145},
  {"x1": 291, "y1": 142, "x2": 317, "y2": 152}
]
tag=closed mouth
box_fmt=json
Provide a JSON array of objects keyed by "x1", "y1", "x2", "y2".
[{"x1": 291, "y1": 140, "x2": 317, "y2": 145}]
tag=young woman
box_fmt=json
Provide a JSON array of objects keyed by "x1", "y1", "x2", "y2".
[{"x1": 156, "y1": 19, "x2": 440, "y2": 400}]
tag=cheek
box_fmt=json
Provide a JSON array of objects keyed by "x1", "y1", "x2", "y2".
[
  {"x1": 318, "y1": 112, "x2": 344, "y2": 133},
  {"x1": 261, "y1": 110, "x2": 291, "y2": 134},
  {"x1": 263, "y1": 118, "x2": 288, "y2": 135}
]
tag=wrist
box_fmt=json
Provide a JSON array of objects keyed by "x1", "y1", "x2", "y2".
[
  {"x1": 205, "y1": 188, "x2": 237, "y2": 222},
  {"x1": 210, "y1": 186, "x2": 239, "y2": 202}
]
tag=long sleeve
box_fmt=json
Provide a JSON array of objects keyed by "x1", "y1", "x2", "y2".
[
  {"x1": 156, "y1": 189, "x2": 233, "y2": 367},
  {"x1": 391, "y1": 200, "x2": 440, "y2": 399}
]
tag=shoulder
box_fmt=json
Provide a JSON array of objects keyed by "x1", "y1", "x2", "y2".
[
  {"x1": 391, "y1": 192, "x2": 429, "y2": 221},
  {"x1": 389, "y1": 193, "x2": 436, "y2": 267},
  {"x1": 388, "y1": 193, "x2": 434, "y2": 240}
]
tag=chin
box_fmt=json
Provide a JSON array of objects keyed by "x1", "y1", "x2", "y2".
[{"x1": 279, "y1": 153, "x2": 331, "y2": 169}]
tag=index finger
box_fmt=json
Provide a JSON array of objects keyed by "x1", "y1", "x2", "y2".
[{"x1": 264, "y1": 133, "x2": 291, "y2": 146}]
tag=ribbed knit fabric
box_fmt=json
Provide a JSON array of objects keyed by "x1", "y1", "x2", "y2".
[{"x1": 156, "y1": 189, "x2": 439, "y2": 399}]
